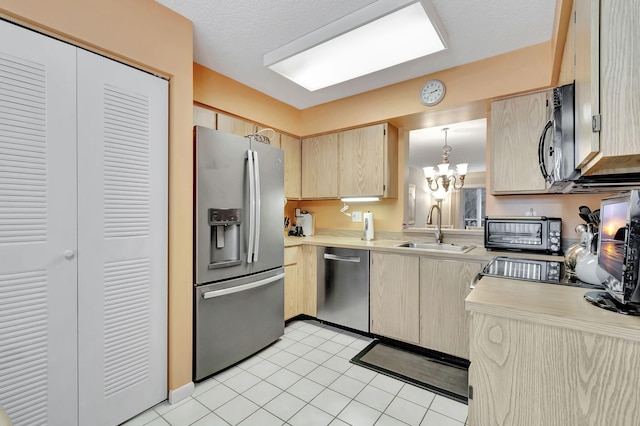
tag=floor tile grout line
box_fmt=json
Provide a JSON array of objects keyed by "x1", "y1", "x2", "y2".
[{"x1": 141, "y1": 319, "x2": 467, "y2": 426}]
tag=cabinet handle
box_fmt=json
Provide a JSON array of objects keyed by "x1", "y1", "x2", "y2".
[
  {"x1": 63, "y1": 250, "x2": 75, "y2": 260},
  {"x1": 323, "y1": 253, "x2": 361, "y2": 263},
  {"x1": 202, "y1": 272, "x2": 285, "y2": 299},
  {"x1": 470, "y1": 273, "x2": 482, "y2": 289}
]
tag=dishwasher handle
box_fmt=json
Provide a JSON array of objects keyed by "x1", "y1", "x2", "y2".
[
  {"x1": 202, "y1": 272, "x2": 285, "y2": 299},
  {"x1": 323, "y1": 253, "x2": 361, "y2": 263}
]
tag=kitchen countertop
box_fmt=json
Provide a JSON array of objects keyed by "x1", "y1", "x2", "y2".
[
  {"x1": 466, "y1": 276, "x2": 640, "y2": 343},
  {"x1": 285, "y1": 235, "x2": 563, "y2": 262}
]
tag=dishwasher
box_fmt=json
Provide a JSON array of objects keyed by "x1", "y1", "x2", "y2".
[{"x1": 317, "y1": 247, "x2": 370, "y2": 333}]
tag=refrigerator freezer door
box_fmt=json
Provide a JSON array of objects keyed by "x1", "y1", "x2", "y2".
[
  {"x1": 194, "y1": 268, "x2": 285, "y2": 380},
  {"x1": 195, "y1": 127, "x2": 251, "y2": 284}
]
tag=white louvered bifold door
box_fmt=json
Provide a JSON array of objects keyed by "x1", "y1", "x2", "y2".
[
  {"x1": 0, "y1": 22, "x2": 79, "y2": 426},
  {"x1": 76, "y1": 50, "x2": 168, "y2": 425}
]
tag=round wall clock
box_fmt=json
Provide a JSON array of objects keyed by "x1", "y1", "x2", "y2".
[{"x1": 420, "y1": 79, "x2": 446, "y2": 106}]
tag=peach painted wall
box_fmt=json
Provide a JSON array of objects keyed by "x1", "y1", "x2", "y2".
[
  {"x1": 194, "y1": 43, "x2": 555, "y2": 233},
  {"x1": 299, "y1": 42, "x2": 553, "y2": 136},
  {"x1": 0, "y1": 0, "x2": 194, "y2": 392}
]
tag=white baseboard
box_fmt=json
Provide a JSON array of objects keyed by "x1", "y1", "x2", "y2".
[{"x1": 168, "y1": 381, "x2": 194, "y2": 405}]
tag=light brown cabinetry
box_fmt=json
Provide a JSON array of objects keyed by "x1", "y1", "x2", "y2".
[
  {"x1": 469, "y1": 313, "x2": 640, "y2": 426},
  {"x1": 579, "y1": 0, "x2": 640, "y2": 176},
  {"x1": 339, "y1": 123, "x2": 398, "y2": 198},
  {"x1": 280, "y1": 134, "x2": 302, "y2": 199},
  {"x1": 193, "y1": 105, "x2": 216, "y2": 129},
  {"x1": 301, "y1": 123, "x2": 398, "y2": 200},
  {"x1": 301, "y1": 133, "x2": 339, "y2": 199},
  {"x1": 369, "y1": 252, "x2": 420, "y2": 344},
  {"x1": 300, "y1": 245, "x2": 318, "y2": 316},
  {"x1": 216, "y1": 112, "x2": 257, "y2": 136},
  {"x1": 284, "y1": 245, "x2": 317, "y2": 319},
  {"x1": 284, "y1": 247, "x2": 302, "y2": 320},
  {"x1": 419, "y1": 258, "x2": 481, "y2": 359},
  {"x1": 490, "y1": 91, "x2": 550, "y2": 194}
]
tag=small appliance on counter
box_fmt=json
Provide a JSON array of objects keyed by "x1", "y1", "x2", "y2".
[
  {"x1": 362, "y1": 211, "x2": 374, "y2": 241},
  {"x1": 295, "y1": 209, "x2": 314, "y2": 236},
  {"x1": 484, "y1": 216, "x2": 562, "y2": 254},
  {"x1": 481, "y1": 256, "x2": 604, "y2": 289}
]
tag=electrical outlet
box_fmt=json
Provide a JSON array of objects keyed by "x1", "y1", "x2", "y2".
[{"x1": 352, "y1": 211, "x2": 362, "y2": 222}]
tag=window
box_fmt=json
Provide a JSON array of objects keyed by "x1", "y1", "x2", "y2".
[{"x1": 461, "y1": 188, "x2": 485, "y2": 228}]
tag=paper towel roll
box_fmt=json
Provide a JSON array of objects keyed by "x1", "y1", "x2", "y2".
[{"x1": 363, "y1": 211, "x2": 375, "y2": 240}]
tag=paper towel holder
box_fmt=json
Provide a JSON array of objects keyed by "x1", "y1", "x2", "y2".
[{"x1": 362, "y1": 211, "x2": 375, "y2": 241}]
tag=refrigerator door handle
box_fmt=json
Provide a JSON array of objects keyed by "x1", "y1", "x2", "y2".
[
  {"x1": 201, "y1": 272, "x2": 285, "y2": 299},
  {"x1": 253, "y1": 151, "x2": 261, "y2": 262},
  {"x1": 247, "y1": 149, "x2": 256, "y2": 263}
]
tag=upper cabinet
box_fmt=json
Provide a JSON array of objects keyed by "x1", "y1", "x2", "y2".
[
  {"x1": 301, "y1": 123, "x2": 398, "y2": 200},
  {"x1": 301, "y1": 133, "x2": 339, "y2": 198},
  {"x1": 339, "y1": 123, "x2": 398, "y2": 199},
  {"x1": 576, "y1": 0, "x2": 640, "y2": 175},
  {"x1": 280, "y1": 133, "x2": 302, "y2": 200},
  {"x1": 490, "y1": 91, "x2": 551, "y2": 194},
  {"x1": 216, "y1": 112, "x2": 257, "y2": 136},
  {"x1": 573, "y1": 0, "x2": 600, "y2": 168}
]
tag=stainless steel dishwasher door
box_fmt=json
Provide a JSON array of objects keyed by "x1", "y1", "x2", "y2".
[{"x1": 317, "y1": 247, "x2": 370, "y2": 332}]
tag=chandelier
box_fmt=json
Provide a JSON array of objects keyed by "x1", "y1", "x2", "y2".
[{"x1": 422, "y1": 127, "x2": 468, "y2": 198}]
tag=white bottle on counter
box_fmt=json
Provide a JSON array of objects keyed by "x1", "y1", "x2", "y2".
[{"x1": 363, "y1": 211, "x2": 374, "y2": 241}]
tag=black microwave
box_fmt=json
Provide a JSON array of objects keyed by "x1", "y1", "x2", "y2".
[
  {"x1": 596, "y1": 190, "x2": 640, "y2": 305},
  {"x1": 484, "y1": 216, "x2": 562, "y2": 254}
]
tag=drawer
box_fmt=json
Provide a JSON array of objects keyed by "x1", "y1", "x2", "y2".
[{"x1": 284, "y1": 246, "x2": 300, "y2": 266}]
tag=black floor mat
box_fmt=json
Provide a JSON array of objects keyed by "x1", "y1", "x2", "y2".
[{"x1": 351, "y1": 340, "x2": 468, "y2": 404}]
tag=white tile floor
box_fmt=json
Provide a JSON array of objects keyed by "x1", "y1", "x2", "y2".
[{"x1": 122, "y1": 319, "x2": 469, "y2": 426}]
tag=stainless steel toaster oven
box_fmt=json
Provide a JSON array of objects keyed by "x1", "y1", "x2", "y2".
[{"x1": 484, "y1": 216, "x2": 562, "y2": 254}]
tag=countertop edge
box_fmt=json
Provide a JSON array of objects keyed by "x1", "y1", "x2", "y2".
[{"x1": 466, "y1": 277, "x2": 640, "y2": 343}]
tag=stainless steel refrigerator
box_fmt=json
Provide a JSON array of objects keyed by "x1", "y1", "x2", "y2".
[{"x1": 193, "y1": 126, "x2": 285, "y2": 381}]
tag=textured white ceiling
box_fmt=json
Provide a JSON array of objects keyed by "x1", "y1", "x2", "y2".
[{"x1": 156, "y1": 0, "x2": 557, "y2": 109}]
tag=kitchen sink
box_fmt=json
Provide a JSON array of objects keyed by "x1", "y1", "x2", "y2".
[{"x1": 394, "y1": 242, "x2": 476, "y2": 253}]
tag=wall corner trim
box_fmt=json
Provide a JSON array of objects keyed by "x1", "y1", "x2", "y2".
[{"x1": 168, "y1": 381, "x2": 195, "y2": 405}]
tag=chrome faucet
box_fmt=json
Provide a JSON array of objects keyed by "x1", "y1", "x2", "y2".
[{"x1": 427, "y1": 202, "x2": 443, "y2": 244}]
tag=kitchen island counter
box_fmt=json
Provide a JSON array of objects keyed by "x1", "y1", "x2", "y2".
[{"x1": 466, "y1": 276, "x2": 640, "y2": 426}]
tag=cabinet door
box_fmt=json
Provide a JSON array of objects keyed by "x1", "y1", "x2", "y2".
[
  {"x1": 574, "y1": 0, "x2": 600, "y2": 168},
  {"x1": 281, "y1": 134, "x2": 302, "y2": 199},
  {"x1": 77, "y1": 50, "x2": 168, "y2": 426},
  {"x1": 193, "y1": 104, "x2": 216, "y2": 129},
  {"x1": 370, "y1": 253, "x2": 420, "y2": 344},
  {"x1": 339, "y1": 124, "x2": 385, "y2": 197},
  {"x1": 598, "y1": 0, "x2": 640, "y2": 161},
  {"x1": 284, "y1": 247, "x2": 301, "y2": 320},
  {"x1": 0, "y1": 21, "x2": 79, "y2": 426},
  {"x1": 216, "y1": 112, "x2": 256, "y2": 136},
  {"x1": 301, "y1": 133, "x2": 338, "y2": 199},
  {"x1": 300, "y1": 245, "x2": 317, "y2": 317},
  {"x1": 419, "y1": 258, "x2": 481, "y2": 359},
  {"x1": 490, "y1": 91, "x2": 550, "y2": 194}
]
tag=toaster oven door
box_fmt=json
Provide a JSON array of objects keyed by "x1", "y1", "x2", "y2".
[{"x1": 485, "y1": 220, "x2": 547, "y2": 251}]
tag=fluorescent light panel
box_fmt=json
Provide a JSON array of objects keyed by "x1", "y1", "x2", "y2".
[
  {"x1": 341, "y1": 197, "x2": 380, "y2": 202},
  {"x1": 266, "y1": 2, "x2": 446, "y2": 91}
]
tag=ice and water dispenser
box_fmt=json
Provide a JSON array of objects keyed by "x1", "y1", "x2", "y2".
[{"x1": 208, "y1": 208, "x2": 242, "y2": 269}]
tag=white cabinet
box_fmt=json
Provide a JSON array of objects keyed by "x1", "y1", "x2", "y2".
[{"x1": 0, "y1": 21, "x2": 167, "y2": 426}]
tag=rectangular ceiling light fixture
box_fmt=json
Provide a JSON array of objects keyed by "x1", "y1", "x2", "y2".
[{"x1": 264, "y1": 1, "x2": 447, "y2": 91}]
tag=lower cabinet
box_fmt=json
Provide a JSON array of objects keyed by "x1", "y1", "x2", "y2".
[
  {"x1": 419, "y1": 258, "x2": 482, "y2": 359},
  {"x1": 370, "y1": 252, "x2": 420, "y2": 344},
  {"x1": 283, "y1": 245, "x2": 317, "y2": 319},
  {"x1": 468, "y1": 313, "x2": 640, "y2": 426},
  {"x1": 284, "y1": 247, "x2": 302, "y2": 320},
  {"x1": 370, "y1": 252, "x2": 482, "y2": 358}
]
